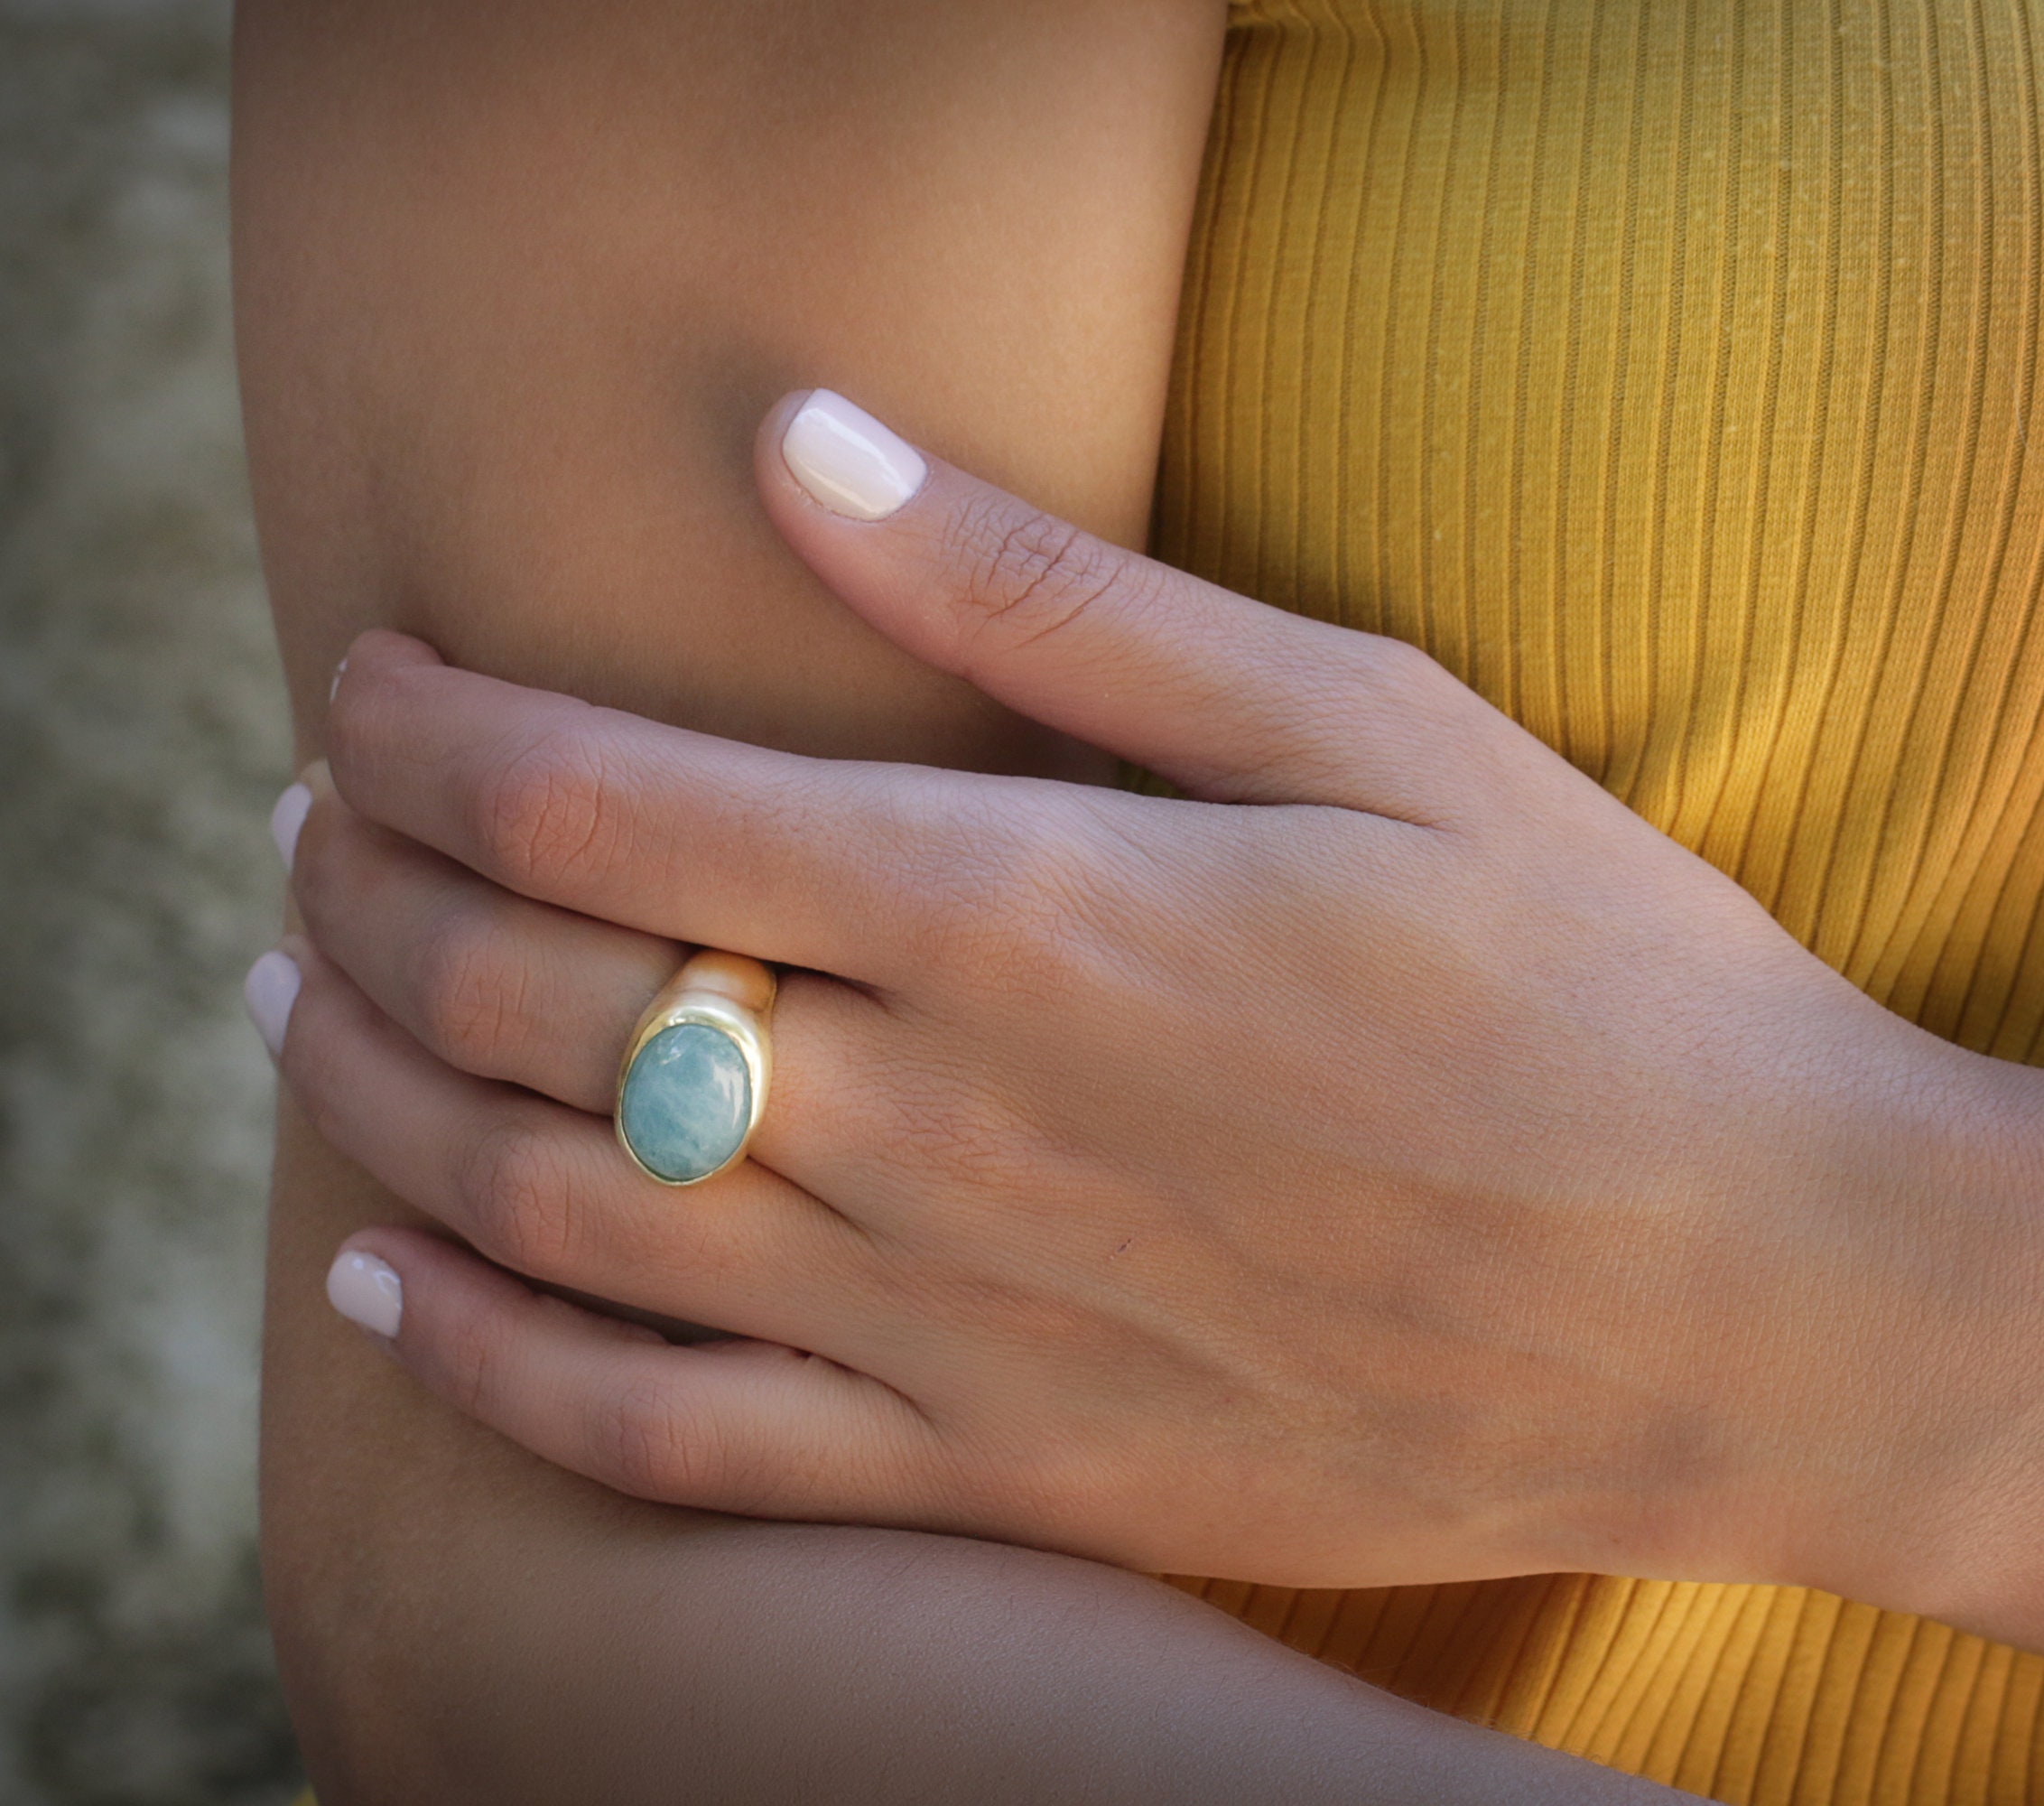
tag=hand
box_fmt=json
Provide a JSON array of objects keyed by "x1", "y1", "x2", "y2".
[{"x1": 265, "y1": 390, "x2": 2044, "y2": 1638}]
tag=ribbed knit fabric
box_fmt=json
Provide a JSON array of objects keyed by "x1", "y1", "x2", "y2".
[{"x1": 1152, "y1": 1, "x2": 2044, "y2": 1799}]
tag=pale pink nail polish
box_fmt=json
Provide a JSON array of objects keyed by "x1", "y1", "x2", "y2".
[
  {"x1": 781, "y1": 390, "x2": 927, "y2": 520},
  {"x1": 327, "y1": 1250, "x2": 404, "y2": 1339},
  {"x1": 270, "y1": 783, "x2": 311, "y2": 871},
  {"x1": 243, "y1": 949, "x2": 302, "y2": 1058}
]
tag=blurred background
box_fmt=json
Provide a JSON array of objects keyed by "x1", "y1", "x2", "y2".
[{"x1": 1, "y1": 0, "x2": 302, "y2": 1799}]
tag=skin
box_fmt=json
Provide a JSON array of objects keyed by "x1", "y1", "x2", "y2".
[
  {"x1": 236, "y1": 0, "x2": 1698, "y2": 1796},
  {"x1": 276, "y1": 400, "x2": 2044, "y2": 1656}
]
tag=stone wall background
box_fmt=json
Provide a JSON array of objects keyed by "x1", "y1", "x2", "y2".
[{"x1": 0, "y1": 1, "x2": 302, "y2": 1799}]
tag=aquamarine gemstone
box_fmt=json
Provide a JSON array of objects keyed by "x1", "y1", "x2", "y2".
[{"x1": 618, "y1": 1022, "x2": 752, "y2": 1184}]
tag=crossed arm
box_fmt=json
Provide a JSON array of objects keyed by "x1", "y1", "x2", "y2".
[
  {"x1": 236, "y1": 1, "x2": 2044, "y2": 1797},
  {"x1": 235, "y1": 0, "x2": 1701, "y2": 1797}
]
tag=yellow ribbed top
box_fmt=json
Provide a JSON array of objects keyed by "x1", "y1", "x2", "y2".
[{"x1": 1154, "y1": 0, "x2": 2044, "y2": 1799}]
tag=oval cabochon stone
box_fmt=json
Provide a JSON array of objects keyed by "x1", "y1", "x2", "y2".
[{"x1": 618, "y1": 1021, "x2": 752, "y2": 1183}]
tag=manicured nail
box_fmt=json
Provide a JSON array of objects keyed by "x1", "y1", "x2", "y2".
[
  {"x1": 327, "y1": 1249, "x2": 404, "y2": 1339},
  {"x1": 270, "y1": 782, "x2": 311, "y2": 871},
  {"x1": 780, "y1": 390, "x2": 927, "y2": 521},
  {"x1": 243, "y1": 948, "x2": 302, "y2": 1058},
  {"x1": 329, "y1": 656, "x2": 348, "y2": 703}
]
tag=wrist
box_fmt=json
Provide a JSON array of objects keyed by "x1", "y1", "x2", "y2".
[{"x1": 1769, "y1": 1019, "x2": 2044, "y2": 1646}]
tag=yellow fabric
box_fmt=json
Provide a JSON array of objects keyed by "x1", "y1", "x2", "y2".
[{"x1": 1153, "y1": 0, "x2": 2044, "y2": 1800}]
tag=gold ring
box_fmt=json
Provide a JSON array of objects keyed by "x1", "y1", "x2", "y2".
[{"x1": 615, "y1": 950, "x2": 776, "y2": 1186}]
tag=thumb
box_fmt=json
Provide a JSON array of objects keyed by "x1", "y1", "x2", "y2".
[{"x1": 754, "y1": 388, "x2": 1488, "y2": 816}]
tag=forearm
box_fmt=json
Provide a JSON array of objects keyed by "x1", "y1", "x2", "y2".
[{"x1": 265, "y1": 1105, "x2": 1686, "y2": 1805}]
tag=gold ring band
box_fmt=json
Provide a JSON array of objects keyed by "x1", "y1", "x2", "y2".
[{"x1": 615, "y1": 950, "x2": 776, "y2": 1186}]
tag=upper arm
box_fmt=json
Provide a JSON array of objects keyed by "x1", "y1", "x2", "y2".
[
  {"x1": 232, "y1": 0, "x2": 1227, "y2": 768},
  {"x1": 231, "y1": 3, "x2": 1228, "y2": 1792}
]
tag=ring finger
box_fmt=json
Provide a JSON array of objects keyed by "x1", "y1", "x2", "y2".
[
  {"x1": 288, "y1": 767, "x2": 883, "y2": 1185},
  {"x1": 273, "y1": 933, "x2": 887, "y2": 1354}
]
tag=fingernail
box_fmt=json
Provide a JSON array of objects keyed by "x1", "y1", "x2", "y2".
[
  {"x1": 780, "y1": 389, "x2": 927, "y2": 521},
  {"x1": 329, "y1": 656, "x2": 348, "y2": 703},
  {"x1": 243, "y1": 948, "x2": 302, "y2": 1058},
  {"x1": 270, "y1": 782, "x2": 311, "y2": 871},
  {"x1": 327, "y1": 1249, "x2": 404, "y2": 1339}
]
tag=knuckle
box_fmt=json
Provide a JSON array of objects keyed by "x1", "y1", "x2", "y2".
[
  {"x1": 457, "y1": 1112, "x2": 581, "y2": 1277},
  {"x1": 438, "y1": 1305, "x2": 502, "y2": 1422},
  {"x1": 1248, "y1": 630, "x2": 1472, "y2": 808},
  {"x1": 944, "y1": 498, "x2": 1144, "y2": 654},
  {"x1": 914, "y1": 816, "x2": 1056, "y2": 976},
  {"x1": 1284, "y1": 630, "x2": 1443, "y2": 740},
  {"x1": 591, "y1": 1376, "x2": 700, "y2": 1501},
  {"x1": 476, "y1": 725, "x2": 619, "y2": 889},
  {"x1": 1356, "y1": 630, "x2": 1450, "y2": 700},
  {"x1": 412, "y1": 907, "x2": 532, "y2": 1074},
  {"x1": 924, "y1": 799, "x2": 1127, "y2": 995}
]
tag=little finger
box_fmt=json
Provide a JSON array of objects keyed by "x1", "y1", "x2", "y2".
[{"x1": 328, "y1": 1226, "x2": 947, "y2": 1525}]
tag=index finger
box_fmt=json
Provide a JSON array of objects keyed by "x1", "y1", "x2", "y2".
[{"x1": 326, "y1": 630, "x2": 962, "y2": 984}]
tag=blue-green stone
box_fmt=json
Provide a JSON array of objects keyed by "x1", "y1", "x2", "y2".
[{"x1": 618, "y1": 1022, "x2": 752, "y2": 1184}]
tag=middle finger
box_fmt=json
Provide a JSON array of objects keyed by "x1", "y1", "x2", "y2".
[{"x1": 327, "y1": 629, "x2": 972, "y2": 987}]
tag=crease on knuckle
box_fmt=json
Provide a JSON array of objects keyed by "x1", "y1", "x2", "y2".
[
  {"x1": 946, "y1": 499, "x2": 1136, "y2": 656},
  {"x1": 478, "y1": 726, "x2": 618, "y2": 889},
  {"x1": 438, "y1": 1306, "x2": 502, "y2": 1423},
  {"x1": 1270, "y1": 631, "x2": 1471, "y2": 819},
  {"x1": 1351, "y1": 632, "x2": 1460, "y2": 730},
  {"x1": 458, "y1": 1112, "x2": 580, "y2": 1277},
  {"x1": 929, "y1": 800, "x2": 1122, "y2": 996},
  {"x1": 592, "y1": 1375, "x2": 696, "y2": 1500},
  {"x1": 414, "y1": 907, "x2": 532, "y2": 1073}
]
